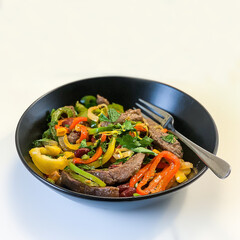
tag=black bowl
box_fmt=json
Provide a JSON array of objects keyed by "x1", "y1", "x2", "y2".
[{"x1": 15, "y1": 76, "x2": 218, "y2": 202}]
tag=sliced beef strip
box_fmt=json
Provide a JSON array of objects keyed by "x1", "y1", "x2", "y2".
[
  {"x1": 115, "y1": 109, "x2": 144, "y2": 124},
  {"x1": 145, "y1": 118, "x2": 183, "y2": 158},
  {"x1": 61, "y1": 171, "x2": 119, "y2": 197},
  {"x1": 67, "y1": 131, "x2": 81, "y2": 144},
  {"x1": 88, "y1": 153, "x2": 145, "y2": 185},
  {"x1": 96, "y1": 94, "x2": 109, "y2": 105}
]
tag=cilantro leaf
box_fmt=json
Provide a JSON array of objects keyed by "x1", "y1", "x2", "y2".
[
  {"x1": 48, "y1": 121, "x2": 58, "y2": 128},
  {"x1": 139, "y1": 136, "x2": 153, "y2": 147},
  {"x1": 88, "y1": 149, "x2": 96, "y2": 157},
  {"x1": 108, "y1": 108, "x2": 121, "y2": 122},
  {"x1": 132, "y1": 147, "x2": 157, "y2": 156},
  {"x1": 32, "y1": 138, "x2": 56, "y2": 147},
  {"x1": 79, "y1": 139, "x2": 88, "y2": 148},
  {"x1": 122, "y1": 120, "x2": 135, "y2": 131},
  {"x1": 42, "y1": 129, "x2": 52, "y2": 139},
  {"x1": 161, "y1": 133, "x2": 177, "y2": 144},
  {"x1": 116, "y1": 134, "x2": 141, "y2": 149},
  {"x1": 99, "y1": 113, "x2": 110, "y2": 122},
  {"x1": 100, "y1": 142, "x2": 108, "y2": 152}
]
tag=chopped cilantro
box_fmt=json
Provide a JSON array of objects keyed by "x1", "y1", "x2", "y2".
[
  {"x1": 99, "y1": 113, "x2": 110, "y2": 122},
  {"x1": 116, "y1": 134, "x2": 141, "y2": 149},
  {"x1": 122, "y1": 120, "x2": 135, "y2": 131},
  {"x1": 42, "y1": 129, "x2": 52, "y2": 139},
  {"x1": 116, "y1": 132, "x2": 154, "y2": 152},
  {"x1": 88, "y1": 149, "x2": 96, "y2": 157},
  {"x1": 32, "y1": 138, "x2": 56, "y2": 147},
  {"x1": 132, "y1": 147, "x2": 157, "y2": 156},
  {"x1": 161, "y1": 133, "x2": 177, "y2": 144},
  {"x1": 139, "y1": 136, "x2": 153, "y2": 147},
  {"x1": 114, "y1": 123, "x2": 122, "y2": 129},
  {"x1": 100, "y1": 142, "x2": 108, "y2": 152},
  {"x1": 79, "y1": 139, "x2": 88, "y2": 148},
  {"x1": 48, "y1": 120, "x2": 58, "y2": 128},
  {"x1": 108, "y1": 108, "x2": 121, "y2": 122},
  {"x1": 98, "y1": 109, "x2": 121, "y2": 123}
]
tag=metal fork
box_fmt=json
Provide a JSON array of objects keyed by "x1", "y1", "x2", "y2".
[{"x1": 136, "y1": 98, "x2": 231, "y2": 179}]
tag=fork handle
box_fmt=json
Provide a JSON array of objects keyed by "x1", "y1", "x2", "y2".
[{"x1": 170, "y1": 130, "x2": 231, "y2": 179}]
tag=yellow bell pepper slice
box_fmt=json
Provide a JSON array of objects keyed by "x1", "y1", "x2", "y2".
[
  {"x1": 153, "y1": 149, "x2": 161, "y2": 155},
  {"x1": 29, "y1": 147, "x2": 69, "y2": 175},
  {"x1": 63, "y1": 151, "x2": 75, "y2": 159},
  {"x1": 63, "y1": 134, "x2": 80, "y2": 150},
  {"x1": 180, "y1": 161, "x2": 193, "y2": 170},
  {"x1": 56, "y1": 127, "x2": 68, "y2": 137},
  {"x1": 39, "y1": 145, "x2": 62, "y2": 156},
  {"x1": 88, "y1": 136, "x2": 116, "y2": 168},
  {"x1": 175, "y1": 170, "x2": 187, "y2": 183},
  {"x1": 182, "y1": 168, "x2": 191, "y2": 176}
]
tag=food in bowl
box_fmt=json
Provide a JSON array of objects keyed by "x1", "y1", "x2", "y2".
[{"x1": 29, "y1": 94, "x2": 196, "y2": 197}]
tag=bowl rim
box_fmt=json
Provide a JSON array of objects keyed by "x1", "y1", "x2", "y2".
[{"x1": 15, "y1": 76, "x2": 219, "y2": 201}]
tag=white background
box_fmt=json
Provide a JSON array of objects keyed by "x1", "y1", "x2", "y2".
[{"x1": 0, "y1": 1, "x2": 240, "y2": 239}]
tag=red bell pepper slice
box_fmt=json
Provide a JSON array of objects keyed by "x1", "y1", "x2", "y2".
[
  {"x1": 130, "y1": 151, "x2": 180, "y2": 195},
  {"x1": 69, "y1": 117, "x2": 88, "y2": 131}
]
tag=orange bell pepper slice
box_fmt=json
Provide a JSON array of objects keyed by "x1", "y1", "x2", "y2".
[
  {"x1": 100, "y1": 133, "x2": 107, "y2": 142},
  {"x1": 134, "y1": 123, "x2": 148, "y2": 132}
]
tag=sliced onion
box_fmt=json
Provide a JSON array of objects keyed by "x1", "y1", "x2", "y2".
[
  {"x1": 87, "y1": 104, "x2": 108, "y2": 122},
  {"x1": 113, "y1": 148, "x2": 133, "y2": 160}
]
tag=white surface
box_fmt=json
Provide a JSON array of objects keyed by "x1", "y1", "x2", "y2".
[{"x1": 0, "y1": 1, "x2": 240, "y2": 239}]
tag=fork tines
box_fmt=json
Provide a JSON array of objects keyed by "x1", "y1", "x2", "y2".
[{"x1": 135, "y1": 99, "x2": 171, "y2": 127}]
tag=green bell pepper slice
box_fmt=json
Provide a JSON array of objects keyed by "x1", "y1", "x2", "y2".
[
  {"x1": 88, "y1": 125, "x2": 115, "y2": 135},
  {"x1": 68, "y1": 171, "x2": 99, "y2": 187},
  {"x1": 69, "y1": 162, "x2": 106, "y2": 187},
  {"x1": 75, "y1": 101, "x2": 88, "y2": 117},
  {"x1": 80, "y1": 95, "x2": 97, "y2": 108},
  {"x1": 108, "y1": 103, "x2": 124, "y2": 113},
  {"x1": 50, "y1": 107, "x2": 75, "y2": 140}
]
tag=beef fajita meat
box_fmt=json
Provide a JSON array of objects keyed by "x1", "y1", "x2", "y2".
[
  {"x1": 88, "y1": 153, "x2": 145, "y2": 185},
  {"x1": 115, "y1": 109, "x2": 144, "y2": 124},
  {"x1": 67, "y1": 131, "x2": 80, "y2": 144},
  {"x1": 145, "y1": 118, "x2": 183, "y2": 158},
  {"x1": 61, "y1": 171, "x2": 119, "y2": 197},
  {"x1": 96, "y1": 94, "x2": 109, "y2": 105}
]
